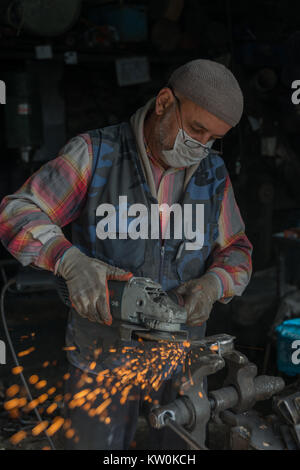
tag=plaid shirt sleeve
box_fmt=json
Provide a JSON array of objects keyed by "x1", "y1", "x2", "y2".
[
  {"x1": 0, "y1": 134, "x2": 92, "y2": 273},
  {"x1": 207, "y1": 174, "x2": 253, "y2": 303}
]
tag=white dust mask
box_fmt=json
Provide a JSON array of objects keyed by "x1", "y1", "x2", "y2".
[{"x1": 161, "y1": 130, "x2": 214, "y2": 168}]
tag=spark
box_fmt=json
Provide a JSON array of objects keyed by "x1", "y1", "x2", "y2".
[
  {"x1": 95, "y1": 398, "x2": 112, "y2": 415},
  {"x1": 7, "y1": 336, "x2": 195, "y2": 449},
  {"x1": 35, "y1": 380, "x2": 47, "y2": 390},
  {"x1": 26, "y1": 399, "x2": 39, "y2": 411},
  {"x1": 6, "y1": 384, "x2": 20, "y2": 398},
  {"x1": 10, "y1": 430, "x2": 27, "y2": 444},
  {"x1": 54, "y1": 394, "x2": 63, "y2": 402},
  {"x1": 46, "y1": 417, "x2": 65, "y2": 436},
  {"x1": 65, "y1": 429, "x2": 75, "y2": 439},
  {"x1": 18, "y1": 397, "x2": 27, "y2": 407},
  {"x1": 38, "y1": 393, "x2": 48, "y2": 404},
  {"x1": 29, "y1": 375, "x2": 39, "y2": 385},
  {"x1": 4, "y1": 398, "x2": 20, "y2": 410},
  {"x1": 32, "y1": 421, "x2": 49, "y2": 436},
  {"x1": 46, "y1": 403, "x2": 57, "y2": 414},
  {"x1": 18, "y1": 347, "x2": 35, "y2": 357},
  {"x1": 9, "y1": 408, "x2": 20, "y2": 419},
  {"x1": 73, "y1": 389, "x2": 90, "y2": 400}
]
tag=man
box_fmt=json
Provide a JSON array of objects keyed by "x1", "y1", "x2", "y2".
[{"x1": 0, "y1": 59, "x2": 252, "y2": 449}]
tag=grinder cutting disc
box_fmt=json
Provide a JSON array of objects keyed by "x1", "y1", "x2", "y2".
[{"x1": 135, "y1": 329, "x2": 189, "y2": 343}]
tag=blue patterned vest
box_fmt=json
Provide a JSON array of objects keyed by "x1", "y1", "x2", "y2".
[{"x1": 65, "y1": 122, "x2": 228, "y2": 373}]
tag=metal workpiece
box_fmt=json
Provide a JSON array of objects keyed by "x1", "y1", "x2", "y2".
[{"x1": 190, "y1": 333, "x2": 235, "y2": 356}]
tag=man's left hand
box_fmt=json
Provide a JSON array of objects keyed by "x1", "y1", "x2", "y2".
[{"x1": 172, "y1": 273, "x2": 221, "y2": 326}]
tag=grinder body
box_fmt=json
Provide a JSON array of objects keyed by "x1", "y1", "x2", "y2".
[{"x1": 56, "y1": 275, "x2": 188, "y2": 342}]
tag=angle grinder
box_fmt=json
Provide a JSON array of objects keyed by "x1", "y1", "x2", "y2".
[{"x1": 55, "y1": 276, "x2": 188, "y2": 343}]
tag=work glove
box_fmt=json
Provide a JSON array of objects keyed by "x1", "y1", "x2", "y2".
[
  {"x1": 172, "y1": 273, "x2": 221, "y2": 326},
  {"x1": 57, "y1": 246, "x2": 133, "y2": 325}
]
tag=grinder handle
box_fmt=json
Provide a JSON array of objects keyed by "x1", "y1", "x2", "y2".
[
  {"x1": 106, "y1": 279, "x2": 128, "y2": 321},
  {"x1": 55, "y1": 277, "x2": 128, "y2": 317}
]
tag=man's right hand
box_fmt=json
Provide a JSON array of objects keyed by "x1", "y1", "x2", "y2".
[{"x1": 57, "y1": 246, "x2": 133, "y2": 325}]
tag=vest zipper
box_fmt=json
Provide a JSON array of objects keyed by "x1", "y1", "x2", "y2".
[
  {"x1": 159, "y1": 245, "x2": 165, "y2": 285},
  {"x1": 158, "y1": 206, "x2": 165, "y2": 285}
]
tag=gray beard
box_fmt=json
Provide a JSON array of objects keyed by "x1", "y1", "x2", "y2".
[{"x1": 158, "y1": 106, "x2": 176, "y2": 152}]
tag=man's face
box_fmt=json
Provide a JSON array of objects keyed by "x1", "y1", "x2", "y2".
[{"x1": 154, "y1": 88, "x2": 232, "y2": 153}]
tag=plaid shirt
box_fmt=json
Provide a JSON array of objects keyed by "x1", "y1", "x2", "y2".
[{"x1": 0, "y1": 133, "x2": 252, "y2": 303}]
